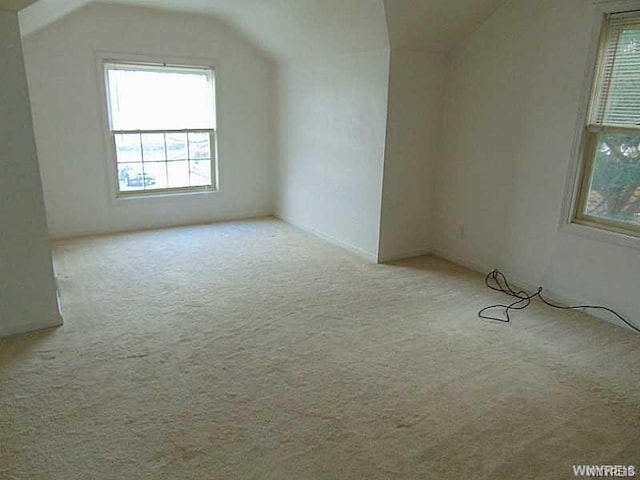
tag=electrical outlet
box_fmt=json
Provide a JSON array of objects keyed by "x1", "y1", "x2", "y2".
[{"x1": 459, "y1": 224, "x2": 466, "y2": 240}]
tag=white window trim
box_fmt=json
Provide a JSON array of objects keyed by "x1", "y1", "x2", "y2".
[
  {"x1": 560, "y1": 1, "x2": 640, "y2": 250},
  {"x1": 95, "y1": 51, "x2": 221, "y2": 204},
  {"x1": 593, "y1": 0, "x2": 640, "y2": 11}
]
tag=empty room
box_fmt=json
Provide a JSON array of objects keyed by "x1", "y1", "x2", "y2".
[{"x1": 1, "y1": 0, "x2": 639, "y2": 478}]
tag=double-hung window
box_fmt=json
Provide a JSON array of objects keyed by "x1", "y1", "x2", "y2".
[
  {"x1": 575, "y1": 11, "x2": 640, "y2": 236},
  {"x1": 104, "y1": 61, "x2": 217, "y2": 196}
]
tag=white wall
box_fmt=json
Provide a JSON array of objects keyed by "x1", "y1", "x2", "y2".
[
  {"x1": 0, "y1": 10, "x2": 61, "y2": 337},
  {"x1": 22, "y1": 3, "x2": 275, "y2": 239},
  {"x1": 378, "y1": 50, "x2": 445, "y2": 262},
  {"x1": 276, "y1": 50, "x2": 390, "y2": 261},
  {"x1": 435, "y1": 0, "x2": 640, "y2": 326}
]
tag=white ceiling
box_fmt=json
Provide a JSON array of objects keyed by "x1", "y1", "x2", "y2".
[
  {"x1": 19, "y1": 0, "x2": 507, "y2": 58},
  {"x1": 116, "y1": 0, "x2": 390, "y2": 60},
  {"x1": 384, "y1": 0, "x2": 507, "y2": 53},
  {"x1": 0, "y1": 0, "x2": 38, "y2": 11},
  {"x1": 19, "y1": 0, "x2": 389, "y2": 59}
]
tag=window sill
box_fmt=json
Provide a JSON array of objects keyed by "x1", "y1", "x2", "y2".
[
  {"x1": 114, "y1": 187, "x2": 218, "y2": 202},
  {"x1": 560, "y1": 220, "x2": 640, "y2": 251}
]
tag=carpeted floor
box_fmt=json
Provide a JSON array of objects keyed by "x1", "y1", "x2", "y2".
[{"x1": 1, "y1": 218, "x2": 639, "y2": 479}]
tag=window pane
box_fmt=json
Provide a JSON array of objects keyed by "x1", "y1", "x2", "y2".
[
  {"x1": 107, "y1": 66, "x2": 215, "y2": 130},
  {"x1": 167, "y1": 161, "x2": 190, "y2": 189},
  {"x1": 190, "y1": 160, "x2": 211, "y2": 187},
  {"x1": 118, "y1": 163, "x2": 140, "y2": 191},
  {"x1": 600, "y1": 26, "x2": 640, "y2": 126},
  {"x1": 141, "y1": 133, "x2": 166, "y2": 162},
  {"x1": 189, "y1": 132, "x2": 211, "y2": 160},
  {"x1": 118, "y1": 164, "x2": 152, "y2": 192},
  {"x1": 166, "y1": 133, "x2": 188, "y2": 160},
  {"x1": 142, "y1": 163, "x2": 168, "y2": 190},
  {"x1": 584, "y1": 131, "x2": 640, "y2": 227},
  {"x1": 115, "y1": 133, "x2": 142, "y2": 163}
]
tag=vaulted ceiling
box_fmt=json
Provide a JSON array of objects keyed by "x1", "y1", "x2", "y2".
[
  {"x1": 18, "y1": 0, "x2": 507, "y2": 58},
  {"x1": 384, "y1": 0, "x2": 506, "y2": 53},
  {"x1": 0, "y1": 0, "x2": 38, "y2": 11}
]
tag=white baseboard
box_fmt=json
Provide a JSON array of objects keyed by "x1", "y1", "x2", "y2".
[
  {"x1": 378, "y1": 247, "x2": 433, "y2": 263},
  {"x1": 430, "y1": 247, "x2": 492, "y2": 277},
  {"x1": 50, "y1": 210, "x2": 275, "y2": 241},
  {"x1": 274, "y1": 214, "x2": 378, "y2": 263},
  {"x1": 431, "y1": 247, "x2": 638, "y2": 333}
]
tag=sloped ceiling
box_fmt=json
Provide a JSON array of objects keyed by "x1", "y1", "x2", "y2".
[
  {"x1": 19, "y1": 0, "x2": 388, "y2": 60},
  {"x1": 0, "y1": 0, "x2": 38, "y2": 11},
  {"x1": 384, "y1": 0, "x2": 507, "y2": 53},
  {"x1": 19, "y1": 0, "x2": 507, "y2": 58}
]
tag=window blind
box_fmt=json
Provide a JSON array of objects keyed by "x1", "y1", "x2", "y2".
[{"x1": 590, "y1": 11, "x2": 640, "y2": 130}]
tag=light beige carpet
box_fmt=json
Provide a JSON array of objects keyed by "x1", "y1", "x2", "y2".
[{"x1": 1, "y1": 218, "x2": 639, "y2": 479}]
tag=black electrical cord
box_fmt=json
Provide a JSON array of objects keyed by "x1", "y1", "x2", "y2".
[{"x1": 478, "y1": 269, "x2": 640, "y2": 334}]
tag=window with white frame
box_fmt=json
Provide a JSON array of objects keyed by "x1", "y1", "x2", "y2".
[
  {"x1": 104, "y1": 61, "x2": 217, "y2": 195},
  {"x1": 575, "y1": 11, "x2": 640, "y2": 235}
]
